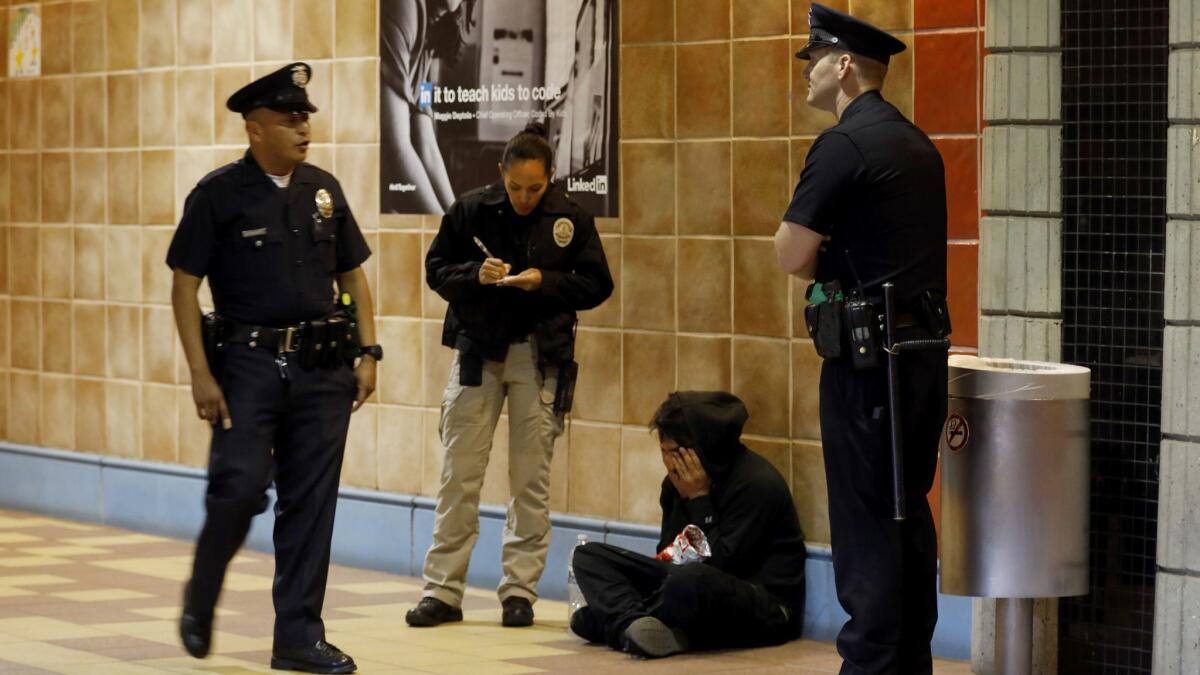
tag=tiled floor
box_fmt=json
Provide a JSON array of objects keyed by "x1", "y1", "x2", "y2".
[{"x1": 0, "y1": 509, "x2": 973, "y2": 674}]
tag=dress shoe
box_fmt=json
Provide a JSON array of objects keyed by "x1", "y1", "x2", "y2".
[
  {"x1": 501, "y1": 596, "x2": 534, "y2": 627},
  {"x1": 270, "y1": 640, "x2": 356, "y2": 674},
  {"x1": 405, "y1": 596, "x2": 463, "y2": 627},
  {"x1": 622, "y1": 616, "x2": 689, "y2": 659},
  {"x1": 179, "y1": 610, "x2": 212, "y2": 658}
]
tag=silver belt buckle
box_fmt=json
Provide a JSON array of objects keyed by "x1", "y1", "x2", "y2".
[{"x1": 280, "y1": 326, "x2": 300, "y2": 354}]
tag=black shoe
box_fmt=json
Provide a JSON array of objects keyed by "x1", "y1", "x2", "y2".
[
  {"x1": 270, "y1": 640, "x2": 356, "y2": 674},
  {"x1": 622, "y1": 616, "x2": 688, "y2": 659},
  {"x1": 569, "y1": 607, "x2": 603, "y2": 643},
  {"x1": 179, "y1": 610, "x2": 212, "y2": 659},
  {"x1": 501, "y1": 596, "x2": 534, "y2": 627},
  {"x1": 405, "y1": 597, "x2": 463, "y2": 627}
]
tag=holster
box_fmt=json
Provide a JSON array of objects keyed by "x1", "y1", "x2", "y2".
[
  {"x1": 804, "y1": 283, "x2": 844, "y2": 359},
  {"x1": 918, "y1": 289, "x2": 953, "y2": 338},
  {"x1": 553, "y1": 360, "x2": 579, "y2": 415},
  {"x1": 201, "y1": 312, "x2": 229, "y2": 376}
]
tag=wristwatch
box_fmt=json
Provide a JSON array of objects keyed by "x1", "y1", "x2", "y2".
[{"x1": 360, "y1": 344, "x2": 384, "y2": 361}]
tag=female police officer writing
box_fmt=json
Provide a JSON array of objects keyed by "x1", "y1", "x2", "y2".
[{"x1": 407, "y1": 122, "x2": 613, "y2": 628}]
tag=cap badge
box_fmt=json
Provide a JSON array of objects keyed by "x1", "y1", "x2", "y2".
[
  {"x1": 315, "y1": 189, "x2": 334, "y2": 219},
  {"x1": 553, "y1": 218, "x2": 574, "y2": 248},
  {"x1": 831, "y1": 36, "x2": 839, "y2": 43},
  {"x1": 291, "y1": 65, "x2": 309, "y2": 88}
]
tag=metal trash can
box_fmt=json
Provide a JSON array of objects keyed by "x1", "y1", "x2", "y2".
[{"x1": 938, "y1": 355, "x2": 1091, "y2": 674}]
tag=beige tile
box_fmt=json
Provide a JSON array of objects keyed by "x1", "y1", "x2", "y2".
[
  {"x1": 677, "y1": 142, "x2": 731, "y2": 235},
  {"x1": 850, "y1": 0, "x2": 913, "y2": 29},
  {"x1": 254, "y1": 0, "x2": 292, "y2": 61},
  {"x1": 41, "y1": 78, "x2": 73, "y2": 149},
  {"x1": 678, "y1": 237, "x2": 731, "y2": 333},
  {"x1": 178, "y1": 386, "x2": 212, "y2": 467},
  {"x1": 75, "y1": 378, "x2": 108, "y2": 454},
  {"x1": 791, "y1": 340, "x2": 822, "y2": 441},
  {"x1": 620, "y1": 426, "x2": 663, "y2": 524},
  {"x1": 178, "y1": 0, "x2": 213, "y2": 65},
  {"x1": 9, "y1": 372, "x2": 41, "y2": 445},
  {"x1": 572, "y1": 328, "x2": 622, "y2": 424},
  {"x1": 677, "y1": 335, "x2": 731, "y2": 391},
  {"x1": 41, "y1": 152, "x2": 73, "y2": 224},
  {"x1": 420, "y1": 231, "x2": 450, "y2": 320},
  {"x1": 10, "y1": 154, "x2": 40, "y2": 222},
  {"x1": 73, "y1": 303, "x2": 107, "y2": 376},
  {"x1": 72, "y1": 1, "x2": 107, "y2": 73},
  {"x1": 41, "y1": 301, "x2": 73, "y2": 374},
  {"x1": 11, "y1": 80, "x2": 40, "y2": 151},
  {"x1": 106, "y1": 75, "x2": 140, "y2": 148},
  {"x1": 140, "y1": 71, "x2": 177, "y2": 147},
  {"x1": 41, "y1": 227, "x2": 74, "y2": 299},
  {"x1": 40, "y1": 375, "x2": 75, "y2": 450},
  {"x1": 421, "y1": 409, "x2": 443, "y2": 495},
  {"x1": 41, "y1": 2, "x2": 73, "y2": 76},
  {"x1": 376, "y1": 318, "x2": 423, "y2": 406},
  {"x1": 344, "y1": 405, "x2": 379, "y2": 489},
  {"x1": 176, "y1": 70, "x2": 214, "y2": 147},
  {"x1": 377, "y1": 405, "x2": 423, "y2": 494},
  {"x1": 676, "y1": 43, "x2": 730, "y2": 139},
  {"x1": 0, "y1": 227, "x2": 7, "y2": 295},
  {"x1": 732, "y1": 338, "x2": 790, "y2": 437},
  {"x1": 107, "y1": 151, "x2": 140, "y2": 224},
  {"x1": 73, "y1": 77, "x2": 106, "y2": 148},
  {"x1": 733, "y1": 39, "x2": 791, "y2": 137},
  {"x1": 732, "y1": 140, "x2": 791, "y2": 236},
  {"x1": 141, "y1": 0, "x2": 177, "y2": 68},
  {"x1": 792, "y1": 439, "x2": 829, "y2": 544},
  {"x1": 376, "y1": 232, "x2": 423, "y2": 318},
  {"x1": 422, "y1": 320, "x2": 455, "y2": 407},
  {"x1": 106, "y1": 227, "x2": 143, "y2": 302},
  {"x1": 622, "y1": 0, "x2": 674, "y2": 43},
  {"x1": 142, "y1": 306, "x2": 176, "y2": 384},
  {"x1": 10, "y1": 226, "x2": 41, "y2": 296},
  {"x1": 0, "y1": 83, "x2": 9, "y2": 153},
  {"x1": 567, "y1": 423, "x2": 621, "y2": 519},
  {"x1": 0, "y1": 372, "x2": 7, "y2": 441},
  {"x1": 881, "y1": 34, "x2": 915, "y2": 122},
  {"x1": 142, "y1": 228, "x2": 174, "y2": 305},
  {"x1": 621, "y1": 143, "x2": 675, "y2": 235},
  {"x1": 334, "y1": 144, "x2": 378, "y2": 230},
  {"x1": 621, "y1": 237, "x2": 674, "y2": 331},
  {"x1": 107, "y1": 0, "x2": 141, "y2": 70},
  {"x1": 293, "y1": 0, "x2": 334, "y2": 60},
  {"x1": 334, "y1": 60, "x2": 378, "y2": 144},
  {"x1": 212, "y1": 0, "x2": 253, "y2": 63},
  {"x1": 578, "y1": 233, "x2": 621, "y2": 329},
  {"x1": 335, "y1": 0, "x2": 377, "y2": 57},
  {"x1": 141, "y1": 150, "x2": 175, "y2": 225},
  {"x1": 106, "y1": 381, "x2": 142, "y2": 458},
  {"x1": 734, "y1": 238, "x2": 790, "y2": 337},
  {"x1": 107, "y1": 304, "x2": 142, "y2": 379},
  {"x1": 677, "y1": 0, "x2": 729, "y2": 41},
  {"x1": 620, "y1": 46, "x2": 674, "y2": 139},
  {"x1": 0, "y1": 298, "x2": 8, "y2": 368},
  {"x1": 73, "y1": 152, "x2": 107, "y2": 223},
  {"x1": 73, "y1": 227, "x2": 106, "y2": 300},
  {"x1": 622, "y1": 332, "x2": 674, "y2": 425},
  {"x1": 793, "y1": 0, "x2": 849, "y2": 34},
  {"x1": 305, "y1": 62, "x2": 333, "y2": 144},
  {"x1": 734, "y1": 0, "x2": 790, "y2": 37},
  {"x1": 748, "y1": 436, "x2": 792, "y2": 494},
  {"x1": 213, "y1": 66, "x2": 252, "y2": 144}
]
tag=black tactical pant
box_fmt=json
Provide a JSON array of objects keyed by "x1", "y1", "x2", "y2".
[
  {"x1": 185, "y1": 343, "x2": 356, "y2": 648},
  {"x1": 820, "y1": 344, "x2": 947, "y2": 675},
  {"x1": 571, "y1": 542, "x2": 798, "y2": 652}
]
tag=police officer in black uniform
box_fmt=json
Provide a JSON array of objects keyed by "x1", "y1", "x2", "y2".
[
  {"x1": 774, "y1": 5, "x2": 950, "y2": 674},
  {"x1": 168, "y1": 62, "x2": 379, "y2": 675}
]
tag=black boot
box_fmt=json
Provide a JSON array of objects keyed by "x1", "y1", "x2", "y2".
[
  {"x1": 501, "y1": 596, "x2": 534, "y2": 627},
  {"x1": 270, "y1": 640, "x2": 356, "y2": 674},
  {"x1": 405, "y1": 597, "x2": 464, "y2": 627}
]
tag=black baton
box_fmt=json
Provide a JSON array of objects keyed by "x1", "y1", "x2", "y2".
[{"x1": 883, "y1": 283, "x2": 907, "y2": 521}]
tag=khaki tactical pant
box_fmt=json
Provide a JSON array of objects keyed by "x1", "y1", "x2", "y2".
[{"x1": 421, "y1": 340, "x2": 563, "y2": 606}]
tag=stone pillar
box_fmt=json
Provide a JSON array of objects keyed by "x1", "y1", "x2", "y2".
[
  {"x1": 974, "y1": 0, "x2": 1062, "y2": 672},
  {"x1": 1153, "y1": 1, "x2": 1200, "y2": 672}
]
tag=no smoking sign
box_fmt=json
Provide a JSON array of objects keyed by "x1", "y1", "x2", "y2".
[{"x1": 945, "y1": 413, "x2": 969, "y2": 452}]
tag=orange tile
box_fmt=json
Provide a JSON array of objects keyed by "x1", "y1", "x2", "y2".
[
  {"x1": 620, "y1": 45, "x2": 675, "y2": 140},
  {"x1": 933, "y1": 138, "x2": 979, "y2": 240},
  {"x1": 376, "y1": 232, "x2": 424, "y2": 317},
  {"x1": 622, "y1": 143, "x2": 676, "y2": 234},
  {"x1": 792, "y1": 339, "x2": 822, "y2": 440},
  {"x1": 676, "y1": 43, "x2": 731, "y2": 139},
  {"x1": 947, "y1": 242, "x2": 978, "y2": 348},
  {"x1": 622, "y1": 0, "x2": 674, "y2": 43},
  {"x1": 678, "y1": 238, "x2": 731, "y2": 333},
  {"x1": 734, "y1": 238, "x2": 790, "y2": 337},
  {"x1": 678, "y1": 142, "x2": 732, "y2": 235},
  {"x1": 733, "y1": 0, "x2": 790, "y2": 37},
  {"x1": 732, "y1": 338, "x2": 790, "y2": 437},
  {"x1": 11, "y1": 154, "x2": 40, "y2": 223},
  {"x1": 11, "y1": 299, "x2": 41, "y2": 370},
  {"x1": 677, "y1": 335, "x2": 731, "y2": 391},
  {"x1": 915, "y1": 0, "x2": 978, "y2": 29},
  {"x1": 41, "y1": 2, "x2": 72, "y2": 75},
  {"x1": 73, "y1": 302, "x2": 107, "y2": 377},
  {"x1": 106, "y1": 74, "x2": 140, "y2": 148},
  {"x1": 41, "y1": 227, "x2": 74, "y2": 299},
  {"x1": 72, "y1": 0, "x2": 107, "y2": 73},
  {"x1": 849, "y1": 0, "x2": 913, "y2": 30},
  {"x1": 11, "y1": 79, "x2": 40, "y2": 151},
  {"x1": 568, "y1": 423, "x2": 622, "y2": 519},
  {"x1": 622, "y1": 237, "x2": 675, "y2": 331},
  {"x1": 915, "y1": 32, "x2": 978, "y2": 134},
  {"x1": 622, "y1": 332, "x2": 675, "y2": 425},
  {"x1": 792, "y1": 0, "x2": 850, "y2": 34},
  {"x1": 41, "y1": 77, "x2": 73, "y2": 149},
  {"x1": 42, "y1": 301, "x2": 73, "y2": 374},
  {"x1": 107, "y1": 0, "x2": 140, "y2": 70},
  {"x1": 882, "y1": 34, "x2": 915, "y2": 122},
  {"x1": 677, "y1": 0, "x2": 730, "y2": 41},
  {"x1": 732, "y1": 140, "x2": 790, "y2": 236},
  {"x1": 41, "y1": 153, "x2": 73, "y2": 224},
  {"x1": 10, "y1": 226, "x2": 40, "y2": 296},
  {"x1": 9, "y1": 372, "x2": 41, "y2": 445},
  {"x1": 732, "y1": 39, "x2": 791, "y2": 137},
  {"x1": 573, "y1": 328, "x2": 623, "y2": 424},
  {"x1": 41, "y1": 375, "x2": 75, "y2": 451},
  {"x1": 74, "y1": 77, "x2": 107, "y2": 149}
]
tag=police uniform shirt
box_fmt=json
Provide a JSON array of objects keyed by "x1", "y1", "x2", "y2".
[
  {"x1": 166, "y1": 151, "x2": 371, "y2": 326},
  {"x1": 783, "y1": 91, "x2": 947, "y2": 301}
]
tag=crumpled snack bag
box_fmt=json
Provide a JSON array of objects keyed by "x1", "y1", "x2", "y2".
[{"x1": 654, "y1": 524, "x2": 712, "y2": 565}]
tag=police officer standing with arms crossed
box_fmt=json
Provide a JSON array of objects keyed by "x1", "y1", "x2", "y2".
[
  {"x1": 774, "y1": 5, "x2": 951, "y2": 674},
  {"x1": 168, "y1": 63, "x2": 380, "y2": 674}
]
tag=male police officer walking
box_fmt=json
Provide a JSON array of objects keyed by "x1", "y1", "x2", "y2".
[
  {"x1": 168, "y1": 63, "x2": 380, "y2": 674},
  {"x1": 774, "y1": 5, "x2": 950, "y2": 674}
]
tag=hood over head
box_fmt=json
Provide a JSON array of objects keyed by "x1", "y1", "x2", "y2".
[{"x1": 663, "y1": 391, "x2": 749, "y2": 477}]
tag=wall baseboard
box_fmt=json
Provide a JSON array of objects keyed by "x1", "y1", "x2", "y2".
[{"x1": 0, "y1": 442, "x2": 970, "y2": 659}]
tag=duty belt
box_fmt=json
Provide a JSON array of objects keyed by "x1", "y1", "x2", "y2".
[{"x1": 227, "y1": 323, "x2": 306, "y2": 355}]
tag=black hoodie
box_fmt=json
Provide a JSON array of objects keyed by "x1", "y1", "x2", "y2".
[{"x1": 657, "y1": 392, "x2": 808, "y2": 614}]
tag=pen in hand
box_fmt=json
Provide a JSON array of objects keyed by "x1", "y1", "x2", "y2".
[{"x1": 473, "y1": 236, "x2": 495, "y2": 259}]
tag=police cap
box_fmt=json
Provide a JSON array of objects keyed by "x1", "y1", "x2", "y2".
[
  {"x1": 226, "y1": 62, "x2": 319, "y2": 116},
  {"x1": 794, "y1": 3, "x2": 906, "y2": 65}
]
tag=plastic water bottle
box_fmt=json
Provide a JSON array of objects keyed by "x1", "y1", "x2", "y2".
[{"x1": 566, "y1": 533, "x2": 588, "y2": 631}]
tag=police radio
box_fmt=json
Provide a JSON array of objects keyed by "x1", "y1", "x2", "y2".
[{"x1": 843, "y1": 253, "x2": 883, "y2": 371}]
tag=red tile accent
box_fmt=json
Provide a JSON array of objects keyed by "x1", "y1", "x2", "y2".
[
  {"x1": 947, "y1": 242, "x2": 979, "y2": 348},
  {"x1": 915, "y1": 0, "x2": 977, "y2": 29},
  {"x1": 932, "y1": 137, "x2": 979, "y2": 240},
  {"x1": 914, "y1": 31, "x2": 978, "y2": 135}
]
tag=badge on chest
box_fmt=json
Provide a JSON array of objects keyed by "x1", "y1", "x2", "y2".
[{"x1": 553, "y1": 218, "x2": 574, "y2": 248}]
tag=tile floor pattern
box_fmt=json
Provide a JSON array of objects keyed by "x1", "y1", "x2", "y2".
[{"x1": 0, "y1": 510, "x2": 972, "y2": 674}]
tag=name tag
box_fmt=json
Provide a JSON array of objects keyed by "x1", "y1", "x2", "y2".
[{"x1": 241, "y1": 228, "x2": 268, "y2": 238}]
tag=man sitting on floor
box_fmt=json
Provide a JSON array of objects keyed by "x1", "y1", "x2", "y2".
[{"x1": 570, "y1": 391, "x2": 808, "y2": 658}]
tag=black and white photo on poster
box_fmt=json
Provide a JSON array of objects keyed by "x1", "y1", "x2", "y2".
[{"x1": 380, "y1": 0, "x2": 619, "y2": 217}]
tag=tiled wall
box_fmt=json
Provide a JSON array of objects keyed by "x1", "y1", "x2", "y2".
[{"x1": 0, "y1": 0, "x2": 984, "y2": 546}]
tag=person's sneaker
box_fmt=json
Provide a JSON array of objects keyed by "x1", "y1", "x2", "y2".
[
  {"x1": 405, "y1": 597, "x2": 463, "y2": 627},
  {"x1": 622, "y1": 616, "x2": 689, "y2": 659},
  {"x1": 501, "y1": 596, "x2": 534, "y2": 627},
  {"x1": 270, "y1": 640, "x2": 356, "y2": 673},
  {"x1": 569, "y1": 607, "x2": 604, "y2": 643},
  {"x1": 179, "y1": 610, "x2": 212, "y2": 658}
]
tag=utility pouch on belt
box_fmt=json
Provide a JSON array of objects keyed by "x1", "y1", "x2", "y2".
[
  {"x1": 804, "y1": 281, "x2": 844, "y2": 359},
  {"x1": 844, "y1": 294, "x2": 884, "y2": 370},
  {"x1": 302, "y1": 319, "x2": 327, "y2": 369},
  {"x1": 201, "y1": 312, "x2": 228, "y2": 375},
  {"x1": 553, "y1": 360, "x2": 579, "y2": 415},
  {"x1": 919, "y1": 289, "x2": 952, "y2": 338}
]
